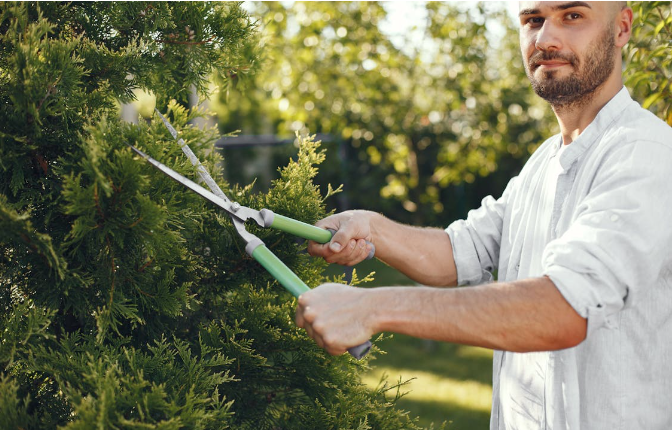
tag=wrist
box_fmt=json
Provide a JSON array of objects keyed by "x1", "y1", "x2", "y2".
[
  {"x1": 365, "y1": 286, "x2": 406, "y2": 335},
  {"x1": 366, "y1": 211, "x2": 385, "y2": 248}
]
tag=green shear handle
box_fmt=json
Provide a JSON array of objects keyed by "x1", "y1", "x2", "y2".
[
  {"x1": 247, "y1": 240, "x2": 372, "y2": 359},
  {"x1": 261, "y1": 210, "x2": 376, "y2": 260}
]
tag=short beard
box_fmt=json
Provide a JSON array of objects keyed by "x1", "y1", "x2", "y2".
[{"x1": 525, "y1": 24, "x2": 616, "y2": 110}]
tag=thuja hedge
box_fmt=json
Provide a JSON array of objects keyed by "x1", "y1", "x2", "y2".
[{"x1": 0, "y1": 3, "x2": 432, "y2": 429}]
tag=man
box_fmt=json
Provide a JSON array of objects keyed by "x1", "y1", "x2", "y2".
[{"x1": 297, "y1": 2, "x2": 672, "y2": 429}]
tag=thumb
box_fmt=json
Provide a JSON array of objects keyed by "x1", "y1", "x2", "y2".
[{"x1": 329, "y1": 228, "x2": 352, "y2": 253}]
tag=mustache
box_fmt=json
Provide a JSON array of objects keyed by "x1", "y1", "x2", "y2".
[{"x1": 529, "y1": 51, "x2": 578, "y2": 69}]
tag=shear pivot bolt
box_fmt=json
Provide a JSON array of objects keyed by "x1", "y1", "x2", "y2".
[{"x1": 231, "y1": 202, "x2": 241, "y2": 212}]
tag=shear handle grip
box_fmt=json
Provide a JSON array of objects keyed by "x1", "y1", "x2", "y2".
[
  {"x1": 249, "y1": 242, "x2": 371, "y2": 359},
  {"x1": 261, "y1": 210, "x2": 375, "y2": 259},
  {"x1": 263, "y1": 211, "x2": 332, "y2": 243},
  {"x1": 348, "y1": 340, "x2": 372, "y2": 359}
]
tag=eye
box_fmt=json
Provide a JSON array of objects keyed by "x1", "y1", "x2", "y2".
[
  {"x1": 524, "y1": 16, "x2": 545, "y2": 27},
  {"x1": 565, "y1": 12, "x2": 582, "y2": 20}
]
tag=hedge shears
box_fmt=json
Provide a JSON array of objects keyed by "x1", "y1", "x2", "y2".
[{"x1": 127, "y1": 110, "x2": 372, "y2": 359}]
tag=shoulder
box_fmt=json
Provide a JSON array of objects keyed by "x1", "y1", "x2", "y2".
[
  {"x1": 593, "y1": 113, "x2": 672, "y2": 186},
  {"x1": 602, "y1": 98, "x2": 672, "y2": 150}
]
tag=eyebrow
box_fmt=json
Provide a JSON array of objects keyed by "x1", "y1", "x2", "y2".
[{"x1": 519, "y1": 1, "x2": 592, "y2": 17}]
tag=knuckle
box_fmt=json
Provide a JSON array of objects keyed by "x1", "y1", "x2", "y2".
[
  {"x1": 312, "y1": 321, "x2": 326, "y2": 334},
  {"x1": 322, "y1": 335, "x2": 334, "y2": 349}
]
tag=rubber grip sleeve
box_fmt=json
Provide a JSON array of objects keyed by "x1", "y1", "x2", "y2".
[{"x1": 270, "y1": 213, "x2": 333, "y2": 243}]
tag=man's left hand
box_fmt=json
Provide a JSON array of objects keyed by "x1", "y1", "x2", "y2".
[{"x1": 295, "y1": 283, "x2": 375, "y2": 356}]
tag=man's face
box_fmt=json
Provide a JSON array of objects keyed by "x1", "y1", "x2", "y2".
[{"x1": 518, "y1": 2, "x2": 618, "y2": 108}]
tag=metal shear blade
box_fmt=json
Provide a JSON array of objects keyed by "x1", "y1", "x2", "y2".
[{"x1": 127, "y1": 144, "x2": 266, "y2": 230}]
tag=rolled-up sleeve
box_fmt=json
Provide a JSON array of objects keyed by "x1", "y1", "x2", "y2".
[
  {"x1": 543, "y1": 141, "x2": 672, "y2": 336},
  {"x1": 446, "y1": 177, "x2": 519, "y2": 286}
]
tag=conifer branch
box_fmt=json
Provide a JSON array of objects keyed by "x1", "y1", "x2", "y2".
[
  {"x1": 137, "y1": 258, "x2": 153, "y2": 272},
  {"x1": 134, "y1": 285, "x2": 155, "y2": 298},
  {"x1": 126, "y1": 216, "x2": 143, "y2": 228},
  {"x1": 93, "y1": 183, "x2": 106, "y2": 222},
  {"x1": 106, "y1": 235, "x2": 116, "y2": 307},
  {"x1": 36, "y1": 76, "x2": 61, "y2": 111},
  {"x1": 157, "y1": 36, "x2": 215, "y2": 46}
]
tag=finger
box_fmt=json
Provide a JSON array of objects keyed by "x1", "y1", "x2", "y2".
[
  {"x1": 322, "y1": 329, "x2": 352, "y2": 356},
  {"x1": 301, "y1": 304, "x2": 318, "y2": 325},
  {"x1": 324, "y1": 239, "x2": 356, "y2": 265},
  {"x1": 304, "y1": 324, "x2": 325, "y2": 349},
  {"x1": 324, "y1": 244, "x2": 354, "y2": 265},
  {"x1": 296, "y1": 294, "x2": 314, "y2": 325},
  {"x1": 325, "y1": 346, "x2": 348, "y2": 356},
  {"x1": 329, "y1": 226, "x2": 355, "y2": 254},
  {"x1": 295, "y1": 307, "x2": 305, "y2": 328},
  {"x1": 353, "y1": 239, "x2": 369, "y2": 262},
  {"x1": 334, "y1": 239, "x2": 370, "y2": 266},
  {"x1": 307, "y1": 240, "x2": 331, "y2": 258}
]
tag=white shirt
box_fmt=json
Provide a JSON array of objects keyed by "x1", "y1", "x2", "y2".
[
  {"x1": 446, "y1": 87, "x2": 672, "y2": 430},
  {"x1": 499, "y1": 142, "x2": 568, "y2": 429}
]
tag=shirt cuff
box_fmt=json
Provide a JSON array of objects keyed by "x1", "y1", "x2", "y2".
[
  {"x1": 545, "y1": 265, "x2": 619, "y2": 336},
  {"x1": 446, "y1": 221, "x2": 494, "y2": 286}
]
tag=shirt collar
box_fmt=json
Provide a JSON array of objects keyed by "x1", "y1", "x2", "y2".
[{"x1": 557, "y1": 86, "x2": 633, "y2": 171}]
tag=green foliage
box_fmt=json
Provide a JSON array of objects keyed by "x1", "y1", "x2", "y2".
[
  {"x1": 0, "y1": 374, "x2": 38, "y2": 430},
  {"x1": 0, "y1": 2, "x2": 422, "y2": 429},
  {"x1": 214, "y1": 2, "x2": 557, "y2": 225},
  {"x1": 625, "y1": 1, "x2": 672, "y2": 125}
]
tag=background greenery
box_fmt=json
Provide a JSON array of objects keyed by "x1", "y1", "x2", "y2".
[
  {"x1": 211, "y1": 1, "x2": 670, "y2": 228},
  {"x1": 213, "y1": 2, "x2": 558, "y2": 227}
]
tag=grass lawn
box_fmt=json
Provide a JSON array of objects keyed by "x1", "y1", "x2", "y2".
[{"x1": 324, "y1": 259, "x2": 494, "y2": 429}]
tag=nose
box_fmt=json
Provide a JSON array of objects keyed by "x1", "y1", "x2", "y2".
[{"x1": 534, "y1": 21, "x2": 562, "y2": 51}]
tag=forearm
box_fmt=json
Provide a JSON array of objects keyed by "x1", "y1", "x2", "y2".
[
  {"x1": 368, "y1": 276, "x2": 586, "y2": 352},
  {"x1": 368, "y1": 212, "x2": 457, "y2": 286}
]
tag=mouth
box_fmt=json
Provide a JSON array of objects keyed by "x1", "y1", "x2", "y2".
[
  {"x1": 529, "y1": 52, "x2": 576, "y2": 72},
  {"x1": 534, "y1": 61, "x2": 571, "y2": 70}
]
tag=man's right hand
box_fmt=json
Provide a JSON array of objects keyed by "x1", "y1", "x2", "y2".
[
  {"x1": 308, "y1": 210, "x2": 376, "y2": 266},
  {"x1": 309, "y1": 209, "x2": 457, "y2": 286}
]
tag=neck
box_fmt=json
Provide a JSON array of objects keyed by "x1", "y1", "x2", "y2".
[{"x1": 552, "y1": 72, "x2": 623, "y2": 145}]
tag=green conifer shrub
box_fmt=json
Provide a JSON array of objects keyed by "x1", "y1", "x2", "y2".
[{"x1": 0, "y1": 2, "x2": 428, "y2": 429}]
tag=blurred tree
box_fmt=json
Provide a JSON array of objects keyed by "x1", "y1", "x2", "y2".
[
  {"x1": 0, "y1": 2, "x2": 425, "y2": 429},
  {"x1": 624, "y1": 1, "x2": 671, "y2": 125},
  {"x1": 214, "y1": 1, "x2": 671, "y2": 226},
  {"x1": 214, "y1": 2, "x2": 557, "y2": 226}
]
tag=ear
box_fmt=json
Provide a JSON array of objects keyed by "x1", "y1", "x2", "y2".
[{"x1": 614, "y1": 6, "x2": 633, "y2": 48}]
